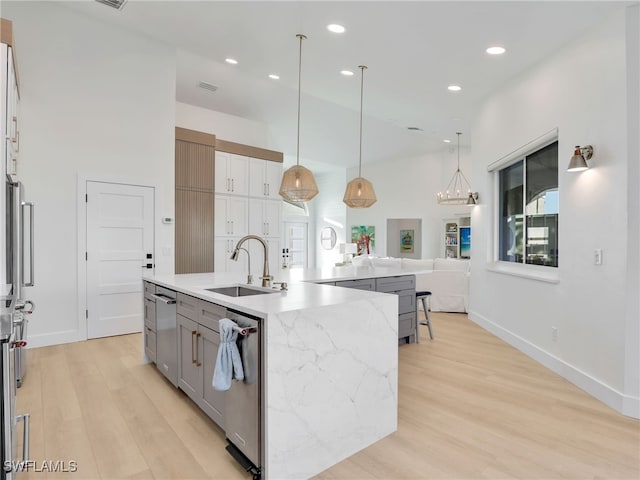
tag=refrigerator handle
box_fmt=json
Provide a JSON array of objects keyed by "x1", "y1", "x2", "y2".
[
  {"x1": 21, "y1": 202, "x2": 34, "y2": 287},
  {"x1": 16, "y1": 413, "x2": 30, "y2": 463}
]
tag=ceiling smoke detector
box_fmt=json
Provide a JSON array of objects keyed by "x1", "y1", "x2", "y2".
[
  {"x1": 198, "y1": 81, "x2": 218, "y2": 93},
  {"x1": 94, "y1": 0, "x2": 127, "y2": 10}
]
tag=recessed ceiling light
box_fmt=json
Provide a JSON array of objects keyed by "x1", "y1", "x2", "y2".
[
  {"x1": 327, "y1": 24, "x2": 346, "y2": 34},
  {"x1": 447, "y1": 85, "x2": 462, "y2": 92},
  {"x1": 486, "y1": 46, "x2": 506, "y2": 55},
  {"x1": 268, "y1": 74, "x2": 280, "y2": 80},
  {"x1": 225, "y1": 58, "x2": 238, "y2": 65},
  {"x1": 443, "y1": 139, "x2": 451, "y2": 143},
  {"x1": 341, "y1": 70, "x2": 354, "y2": 76}
]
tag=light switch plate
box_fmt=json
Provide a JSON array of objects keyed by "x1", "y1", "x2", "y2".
[{"x1": 594, "y1": 248, "x2": 603, "y2": 265}]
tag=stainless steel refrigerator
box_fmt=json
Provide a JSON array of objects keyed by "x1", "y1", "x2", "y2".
[{"x1": 1, "y1": 171, "x2": 35, "y2": 478}]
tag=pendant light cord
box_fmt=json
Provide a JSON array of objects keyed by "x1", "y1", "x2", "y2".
[
  {"x1": 358, "y1": 65, "x2": 367, "y2": 177},
  {"x1": 456, "y1": 131, "x2": 462, "y2": 172},
  {"x1": 296, "y1": 34, "x2": 306, "y2": 167}
]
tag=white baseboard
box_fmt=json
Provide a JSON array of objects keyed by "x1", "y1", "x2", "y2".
[
  {"x1": 26, "y1": 329, "x2": 83, "y2": 349},
  {"x1": 468, "y1": 310, "x2": 640, "y2": 420}
]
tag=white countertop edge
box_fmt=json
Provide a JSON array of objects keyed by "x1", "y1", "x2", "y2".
[{"x1": 144, "y1": 272, "x2": 394, "y2": 317}]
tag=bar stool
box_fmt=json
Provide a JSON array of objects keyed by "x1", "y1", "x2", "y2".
[{"x1": 415, "y1": 291, "x2": 433, "y2": 342}]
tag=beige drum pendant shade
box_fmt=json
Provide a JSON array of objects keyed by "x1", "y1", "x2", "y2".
[
  {"x1": 279, "y1": 34, "x2": 319, "y2": 203},
  {"x1": 343, "y1": 176, "x2": 377, "y2": 208},
  {"x1": 343, "y1": 65, "x2": 377, "y2": 208},
  {"x1": 279, "y1": 164, "x2": 318, "y2": 202}
]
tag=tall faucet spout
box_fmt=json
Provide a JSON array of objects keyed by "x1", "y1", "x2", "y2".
[{"x1": 230, "y1": 235, "x2": 271, "y2": 287}]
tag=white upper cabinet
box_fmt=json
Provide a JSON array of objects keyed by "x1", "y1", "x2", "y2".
[
  {"x1": 249, "y1": 158, "x2": 282, "y2": 199},
  {"x1": 2, "y1": 43, "x2": 19, "y2": 180},
  {"x1": 215, "y1": 152, "x2": 248, "y2": 196},
  {"x1": 215, "y1": 194, "x2": 248, "y2": 237},
  {"x1": 249, "y1": 198, "x2": 281, "y2": 238}
]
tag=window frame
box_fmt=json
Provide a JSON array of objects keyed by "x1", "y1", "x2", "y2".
[{"x1": 487, "y1": 129, "x2": 560, "y2": 283}]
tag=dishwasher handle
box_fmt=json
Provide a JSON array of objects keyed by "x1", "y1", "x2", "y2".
[{"x1": 151, "y1": 294, "x2": 176, "y2": 305}]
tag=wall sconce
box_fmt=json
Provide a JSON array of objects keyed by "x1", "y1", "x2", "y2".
[{"x1": 567, "y1": 145, "x2": 593, "y2": 172}]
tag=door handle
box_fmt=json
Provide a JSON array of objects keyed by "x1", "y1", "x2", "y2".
[
  {"x1": 191, "y1": 330, "x2": 197, "y2": 364},
  {"x1": 196, "y1": 332, "x2": 202, "y2": 366},
  {"x1": 21, "y1": 202, "x2": 34, "y2": 287},
  {"x1": 151, "y1": 294, "x2": 176, "y2": 305},
  {"x1": 16, "y1": 413, "x2": 29, "y2": 464}
]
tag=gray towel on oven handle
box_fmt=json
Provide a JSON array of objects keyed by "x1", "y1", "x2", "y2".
[{"x1": 212, "y1": 318, "x2": 245, "y2": 391}]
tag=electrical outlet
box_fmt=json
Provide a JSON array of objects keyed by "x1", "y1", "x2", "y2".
[
  {"x1": 594, "y1": 249, "x2": 603, "y2": 265},
  {"x1": 551, "y1": 326, "x2": 558, "y2": 342}
]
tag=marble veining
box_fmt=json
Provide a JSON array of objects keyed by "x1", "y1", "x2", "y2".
[{"x1": 265, "y1": 297, "x2": 398, "y2": 479}]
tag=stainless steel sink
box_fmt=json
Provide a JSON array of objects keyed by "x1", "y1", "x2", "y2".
[{"x1": 205, "y1": 285, "x2": 276, "y2": 297}]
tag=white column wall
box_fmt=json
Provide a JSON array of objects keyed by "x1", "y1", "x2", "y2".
[
  {"x1": 470, "y1": 7, "x2": 638, "y2": 416},
  {"x1": 4, "y1": 2, "x2": 176, "y2": 347}
]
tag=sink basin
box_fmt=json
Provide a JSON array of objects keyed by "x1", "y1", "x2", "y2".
[{"x1": 205, "y1": 285, "x2": 277, "y2": 297}]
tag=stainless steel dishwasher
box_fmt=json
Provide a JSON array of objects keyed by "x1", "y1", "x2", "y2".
[
  {"x1": 153, "y1": 287, "x2": 178, "y2": 387},
  {"x1": 224, "y1": 309, "x2": 262, "y2": 478}
]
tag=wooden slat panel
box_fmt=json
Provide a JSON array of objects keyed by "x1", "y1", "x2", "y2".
[
  {"x1": 175, "y1": 127, "x2": 216, "y2": 147},
  {"x1": 1, "y1": 18, "x2": 14, "y2": 46},
  {"x1": 175, "y1": 140, "x2": 215, "y2": 191},
  {"x1": 215, "y1": 138, "x2": 283, "y2": 163},
  {"x1": 175, "y1": 188, "x2": 214, "y2": 274}
]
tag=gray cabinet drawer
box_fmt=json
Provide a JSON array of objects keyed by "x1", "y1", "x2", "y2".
[
  {"x1": 335, "y1": 278, "x2": 376, "y2": 291},
  {"x1": 376, "y1": 275, "x2": 415, "y2": 293},
  {"x1": 177, "y1": 293, "x2": 199, "y2": 320},
  {"x1": 398, "y1": 312, "x2": 415, "y2": 339},
  {"x1": 144, "y1": 326, "x2": 156, "y2": 363},
  {"x1": 397, "y1": 290, "x2": 416, "y2": 315},
  {"x1": 144, "y1": 298, "x2": 156, "y2": 331},
  {"x1": 143, "y1": 281, "x2": 156, "y2": 300},
  {"x1": 198, "y1": 301, "x2": 226, "y2": 332}
]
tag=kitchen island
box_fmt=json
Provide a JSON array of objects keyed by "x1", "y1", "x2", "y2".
[{"x1": 143, "y1": 271, "x2": 399, "y2": 480}]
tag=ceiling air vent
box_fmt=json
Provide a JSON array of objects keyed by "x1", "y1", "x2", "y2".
[
  {"x1": 198, "y1": 81, "x2": 219, "y2": 93},
  {"x1": 407, "y1": 126, "x2": 424, "y2": 131},
  {"x1": 95, "y1": 0, "x2": 127, "y2": 10}
]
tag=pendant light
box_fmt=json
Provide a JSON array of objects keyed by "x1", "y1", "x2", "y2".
[
  {"x1": 279, "y1": 34, "x2": 319, "y2": 202},
  {"x1": 437, "y1": 132, "x2": 478, "y2": 206},
  {"x1": 343, "y1": 65, "x2": 377, "y2": 208}
]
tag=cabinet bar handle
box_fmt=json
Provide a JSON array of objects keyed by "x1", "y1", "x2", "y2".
[
  {"x1": 191, "y1": 330, "x2": 197, "y2": 364},
  {"x1": 227, "y1": 178, "x2": 230, "y2": 192},
  {"x1": 196, "y1": 332, "x2": 202, "y2": 366},
  {"x1": 267, "y1": 183, "x2": 270, "y2": 196}
]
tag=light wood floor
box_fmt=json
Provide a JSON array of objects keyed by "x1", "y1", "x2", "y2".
[{"x1": 16, "y1": 313, "x2": 639, "y2": 479}]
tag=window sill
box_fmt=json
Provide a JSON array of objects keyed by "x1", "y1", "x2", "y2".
[{"x1": 487, "y1": 261, "x2": 560, "y2": 284}]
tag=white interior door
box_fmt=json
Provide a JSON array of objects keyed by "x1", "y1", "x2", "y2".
[{"x1": 86, "y1": 181, "x2": 154, "y2": 339}]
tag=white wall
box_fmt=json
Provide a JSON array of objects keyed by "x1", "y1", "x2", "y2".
[
  {"x1": 176, "y1": 101, "x2": 269, "y2": 147},
  {"x1": 4, "y1": 2, "x2": 176, "y2": 347},
  {"x1": 310, "y1": 171, "x2": 348, "y2": 268},
  {"x1": 624, "y1": 3, "x2": 640, "y2": 417},
  {"x1": 346, "y1": 149, "x2": 473, "y2": 259},
  {"x1": 470, "y1": 7, "x2": 638, "y2": 417}
]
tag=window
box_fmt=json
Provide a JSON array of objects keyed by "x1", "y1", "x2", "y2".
[{"x1": 498, "y1": 141, "x2": 558, "y2": 267}]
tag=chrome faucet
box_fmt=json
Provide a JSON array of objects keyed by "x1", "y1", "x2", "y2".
[
  {"x1": 230, "y1": 235, "x2": 272, "y2": 287},
  {"x1": 236, "y1": 247, "x2": 252, "y2": 284}
]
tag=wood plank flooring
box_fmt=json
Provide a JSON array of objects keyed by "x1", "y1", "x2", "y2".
[{"x1": 16, "y1": 313, "x2": 639, "y2": 479}]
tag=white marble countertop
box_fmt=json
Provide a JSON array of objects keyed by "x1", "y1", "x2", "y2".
[{"x1": 143, "y1": 271, "x2": 394, "y2": 318}]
